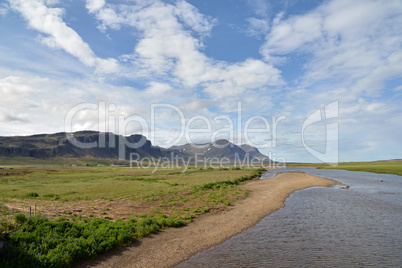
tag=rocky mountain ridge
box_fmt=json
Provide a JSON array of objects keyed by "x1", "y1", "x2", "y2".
[{"x1": 0, "y1": 131, "x2": 271, "y2": 162}]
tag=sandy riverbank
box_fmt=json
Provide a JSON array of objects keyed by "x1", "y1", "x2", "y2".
[{"x1": 76, "y1": 172, "x2": 339, "y2": 268}]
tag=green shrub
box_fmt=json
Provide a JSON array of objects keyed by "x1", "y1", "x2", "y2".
[
  {"x1": 0, "y1": 215, "x2": 185, "y2": 267},
  {"x1": 200, "y1": 168, "x2": 266, "y2": 190},
  {"x1": 222, "y1": 200, "x2": 231, "y2": 206},
  {"x1": 43, "y1": 194, "x2": 60, "y2": 200},
  {"x1": 14, "y1": 213, "x2": 27, "y2": 224},
  {"x1": 0, "y1": 220, "x2": 16, "y2": 233},
  {"x1": 25, "y1": 192, "x2": 39, "y2": 198}
]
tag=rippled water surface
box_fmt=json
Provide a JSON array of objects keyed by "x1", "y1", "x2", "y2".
[{"x1": 177, "y1": 168, "x2": 402, "y2": 267}]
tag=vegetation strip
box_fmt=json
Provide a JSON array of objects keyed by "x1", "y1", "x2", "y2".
[
  {"x1": 319, "y1": 161, "x2": 402, "y2": 176},
  {"x1": 0, "y1": 168, "x2": 265, "y2": 267},
  {"x1": 0, "y1": 214, "x2": 184, "y2": 267},
  {"x1": 287, "y1": 160, "x2": 402, "y2": 176}
]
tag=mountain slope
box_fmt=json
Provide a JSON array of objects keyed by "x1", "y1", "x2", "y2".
[
  {"x1": 0, "y1": 132, "x2": 271, "y2": 163},
  {"x1": 240, "y1": 144, "x2": 268, "y2": 160},
  {"x1": 0, "y1": 131, "x2": 164, "y2": 159},
  {"x1": 170, "y1": 139, "x2": 270, "y2": 162}
]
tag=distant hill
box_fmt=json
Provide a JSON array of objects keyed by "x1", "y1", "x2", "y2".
[
  {"x1": 0, "y1": 131, "x2": 271, "y2": 163},
  {"x1": 171, "y1": 139, "x2": 245, "y2": 160},
  {"x1": 171, "y1": 139, "x2": 270, "y2": 162},
  {"x1": 0, "y1": 131, "x2": 164, "y2": 159},
  {"x1": 240, "y1": 144, "x2": 268, "y2": 160}
]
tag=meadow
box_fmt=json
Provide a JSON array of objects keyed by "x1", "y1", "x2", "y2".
[
  {"x1": 287, "y1": 160, "x2": 402, "y2": 176},
  {"x1": 1, "y1": 166, "x2": 253, "y2": 198},
  {"x1": 2, "y1": 159, "x2": 400, "y2": 267},
  {"x1": 0, "y1": 164, "x2": 265, "y2": 267},
  {"x1": 319, "y1": 160, "x2": 402, "y2": 175}
]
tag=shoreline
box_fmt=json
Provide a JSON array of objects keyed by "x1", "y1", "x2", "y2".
[{"x1": 76, "y1": 172, "x2": 339, "y2": 268}]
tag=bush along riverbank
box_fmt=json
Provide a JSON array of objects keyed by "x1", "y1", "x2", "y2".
[
  {"x1": 0, "y1": 214, "x2": 184, "y2": 267},
  {"x1": 0, "y1": 168, "x2": 266, "y2": 267},
  {"x1": 200, "y1": 168, "x2": 266, "y2": 190}
]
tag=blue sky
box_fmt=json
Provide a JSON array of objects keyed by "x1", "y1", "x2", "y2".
[{"x1": 0, "y1": 0, "x2": 401, "y2": 163}]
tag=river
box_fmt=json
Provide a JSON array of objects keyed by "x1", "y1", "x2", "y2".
[{"x1": 176, "y1": 168, "x2": 402, "y2": 267}]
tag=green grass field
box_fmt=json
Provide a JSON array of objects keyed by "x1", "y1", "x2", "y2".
[
  {"x1": 2, "y1": 158, "x2": 399, "y2": 267},
  {"x1": 0, "y1": 165, "x2": 262, "y2": 234},
  {"x1": 0, "y1": 164, "x2": 265, "y2": 267},
  {"x1": 287, "y1": 160, "x2": 402, "y2": 176},
  {"x1": 0, "y1": 166, "x2": 254, "y2": 201},
  {"x1": 319, "y1": 161, "x2": 402, "y2": 175}
]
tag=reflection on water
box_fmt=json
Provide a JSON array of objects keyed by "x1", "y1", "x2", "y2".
[{"x1": 177, "y1": 168, "x2": 402, "y2": 267}]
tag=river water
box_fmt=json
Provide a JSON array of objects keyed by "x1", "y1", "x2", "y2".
[{"x1": 176, "y1": 168, "x2": 402, "y2": 267}]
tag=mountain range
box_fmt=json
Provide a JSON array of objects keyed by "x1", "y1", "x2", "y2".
[{"x1": 0, "y1": 131, "x2": 271, "y2": 163}]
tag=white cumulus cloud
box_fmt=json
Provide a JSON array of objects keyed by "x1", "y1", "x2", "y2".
[
  {"x1": 87, "y1": 1, "x2": 283, "y2": 104},
  {"x1": 85, "y1": 0, "x2": 105, "y2": 14},
  {"x1": 9, "y1": 0, "x2": 118, "y2": 74},
  {"x1": 260, "y1": 0, "x2": 402, "y2": 90}
]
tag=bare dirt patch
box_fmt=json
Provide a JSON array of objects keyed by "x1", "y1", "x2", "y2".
[{"x1": 2, "y1": 186, "x2": 240, "y2": 222}]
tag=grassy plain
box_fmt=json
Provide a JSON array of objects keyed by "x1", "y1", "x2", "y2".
[
  {"x1": 0, "y1": 165, "x2": 253, "y2": 201},
  {"x1": 3, "y1": 158, "x2": 399, "y2": 266},
  {"x1": 287, "y1": 160, "x2": 402, "y2": 176},
  {"x1": 320, "y1": 160, "x2": 402, "y2": 175},
  {"x1": 0, "y1": 164, "x2": 264, "y2": 266}
]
